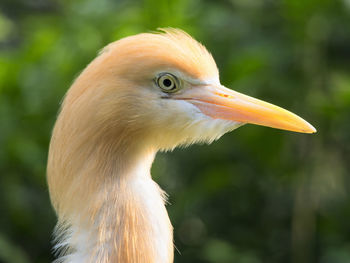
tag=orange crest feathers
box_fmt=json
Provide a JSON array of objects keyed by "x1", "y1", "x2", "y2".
[{"x1": 98, "y1": 28, "x2": 219, "y2": 81}]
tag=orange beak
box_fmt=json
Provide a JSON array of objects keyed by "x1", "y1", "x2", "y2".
[{"x1": 179, "y1": 85, "x2": 316, "y2": 133}]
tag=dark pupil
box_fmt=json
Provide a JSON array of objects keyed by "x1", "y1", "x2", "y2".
[{"x1": 163, "y1": 78, "x2": 172, "y2": 88}]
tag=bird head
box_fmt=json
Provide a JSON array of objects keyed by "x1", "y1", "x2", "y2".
[
  {"x1": 48, "y1": 28, "x2": 317, "y2": 223},
  {"x1": 65, "y1": 28, "x2": 315, "y2": 154}
]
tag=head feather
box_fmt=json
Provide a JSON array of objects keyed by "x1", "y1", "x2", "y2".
[{"x1": 98, "y1": 28, "x2": 218, "y2": 81}]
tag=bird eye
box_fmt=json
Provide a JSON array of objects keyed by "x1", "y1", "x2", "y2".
[{"x1": 156, "y1": 73, "x2": 179, "y2": 93}]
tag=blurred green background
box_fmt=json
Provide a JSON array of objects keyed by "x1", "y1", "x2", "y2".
[{"x1": 1, "y1": 0, "x2": 350, "y2": 262}]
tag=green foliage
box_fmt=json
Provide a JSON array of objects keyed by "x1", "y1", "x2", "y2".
[{"x1": 0, "y1": 0, "x2": 350, "y2": 262}]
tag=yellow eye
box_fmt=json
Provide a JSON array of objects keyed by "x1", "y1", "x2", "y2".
[{"x1": 156, "y1": 73, "x2": 180, "y2": 93}]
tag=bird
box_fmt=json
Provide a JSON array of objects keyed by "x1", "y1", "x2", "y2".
[{"x1": 47, "y1": 28, "x2": 316, "y2": 263}]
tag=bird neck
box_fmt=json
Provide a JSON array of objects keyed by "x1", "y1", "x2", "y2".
[{"x1": 50, "y1": 137, "x2": 174, "y2": 262}]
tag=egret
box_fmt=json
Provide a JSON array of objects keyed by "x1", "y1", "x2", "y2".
[{"x1": 47, "y1": 28, "x2": 316, "y2": 263}]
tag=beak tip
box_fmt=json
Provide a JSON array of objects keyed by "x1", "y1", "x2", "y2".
[
  {"x1": 302, "y1": 123, "x2": 317, "y2": 134},
  {"x1": 310, "y1": 128, "x2": 317, "y2": 134}
]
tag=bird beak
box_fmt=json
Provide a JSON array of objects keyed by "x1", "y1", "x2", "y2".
[{"x1": 180, "y1": 85, "x2": 316, "y2": 133}]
